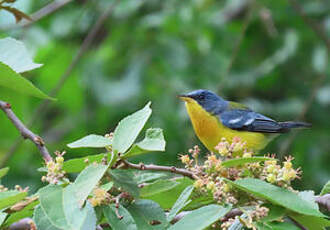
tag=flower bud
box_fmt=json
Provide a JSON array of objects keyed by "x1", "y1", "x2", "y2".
[
  {"x1": 180, "y1": 155, "x2": 190, "y2": 164},
  {"x1": 266, "y1": 174, "x2": 276, "y2": 183}
]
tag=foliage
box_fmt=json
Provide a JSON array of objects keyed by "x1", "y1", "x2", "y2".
[
  {"x1": 0, "y1": 101, "x2": 329, "y2": 229},
  {"x1": 0, "y1": 0, "x2": 330, "y2": 229}
]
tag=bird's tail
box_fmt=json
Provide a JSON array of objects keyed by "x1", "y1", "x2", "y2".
[{"x1": 279, "y1": 121, "x2": 311, "y2": 130}]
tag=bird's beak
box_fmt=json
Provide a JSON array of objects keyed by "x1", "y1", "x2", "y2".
[{"x1": 177, "y1": 94, "x2": 192, "y2": 102}]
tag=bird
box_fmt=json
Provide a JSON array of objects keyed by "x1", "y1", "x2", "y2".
[{"x1": 179, "y1": 89, "x2": 310, "y2": 152}]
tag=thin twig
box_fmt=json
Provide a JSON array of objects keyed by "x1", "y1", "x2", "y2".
[
  {"x1": 0, "y1": 101, "x2": 52, "y2": 162},
  {"x1": 0, "y1": 0, "x2": 73, "y2": 31},
  {"x1": 121, "y1": 160, "x2": 197, "y2": 180},
  {"x1": 288, "y1": 0, "x2": 330, "y2": 53},
  {"x1": 0, "y1": 0, "x2": 119, "y2": 167},
  {"x1": 221, "y1": 208, "x2": 243, "y2": 222}
]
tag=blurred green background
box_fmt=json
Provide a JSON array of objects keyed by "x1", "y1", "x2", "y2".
[{"x1": 0, "y1": 0, "x2": 329, "y2": 194}]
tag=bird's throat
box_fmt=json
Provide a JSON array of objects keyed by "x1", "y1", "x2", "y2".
[{"x1": 184, "y1": 99, "x2": 222, "y2": 151}]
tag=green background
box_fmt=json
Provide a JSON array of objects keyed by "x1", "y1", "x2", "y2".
[{"x1": 0, "y1": 0, "x2": 329, "y2": 193}]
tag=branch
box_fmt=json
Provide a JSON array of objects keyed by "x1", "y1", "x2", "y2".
[
  {"x1": 288, "y1": 0, "x2": 330, "y2": 53},
  {"x1": 0, "y1": 0, "x2": 73, "y2": 30},
  {"x1": 121, "y1": 160, "x2": 197, "y2": 180},
  {"x1": 0, "y1": 0, "x2": 119, "y2": 167},
  {"x1": 0, "y1": 101, "x2": 52, "y2": 162},
  {"x1": 315, "y1": 194, "x2": 330, "y2": 212}
]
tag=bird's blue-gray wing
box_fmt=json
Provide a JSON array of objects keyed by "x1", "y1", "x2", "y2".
[{"x1": 219, "y1": 109, "x2": 288, "y2": 133}]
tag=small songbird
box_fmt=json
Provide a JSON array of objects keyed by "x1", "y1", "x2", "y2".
[{"x1": 179, "y1": 89, "x2": 310, "y2": 152}]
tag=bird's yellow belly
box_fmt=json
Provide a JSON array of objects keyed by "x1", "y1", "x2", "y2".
[{"x1": 185, "y1": 100, "x2": 269, "y2": 152}]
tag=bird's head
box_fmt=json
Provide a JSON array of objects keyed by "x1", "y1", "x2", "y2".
[{"x1": 178, "y1": 89, "x2": 228, "y2": 114}]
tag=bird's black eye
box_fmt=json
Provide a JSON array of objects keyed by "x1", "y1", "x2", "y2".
[{"x1": 198, "y1": 94, "x2": 205, "y2": 100}]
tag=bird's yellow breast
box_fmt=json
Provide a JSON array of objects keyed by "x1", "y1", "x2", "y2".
[{"x1": 184, "y1": 98, "x2": 270, "y2": 152}]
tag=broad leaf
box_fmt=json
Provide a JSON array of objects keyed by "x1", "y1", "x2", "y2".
[
  {"x1": 127, "y1": 199, "x2": 168, "y2": 230},
  {"x1": 225, "y1": 178, "x2": 325, "y2": 217},
  {"x1": 168, "y1": 204, "x2": 231, "y2": 230},
  {"x1": 256, "y1": 221, "x2": 301, "y2": 230},
  {"x1": 143, "y1": 177, "x2": 193, "y2": 210},
  {"x1": 73, "y1": 164, "x2": 108, "y2": 205},
  {"x1": 320, "y1": 180, "x2": 330, "y2": 195},
  {"x1": 38, "y1": 185, "x2": 96, "y2": 230},
  {"x1": 0, "y1": 37, "x2": 42, "y2": 73},
  {"x1": 123, "y1": 128, "x2": 166, "y2": 159},
  {"x1": 133, "y1": 171, "x2": 170, "y2": 184},
  {"x1": 33, "y1": 205, "x2": 62, "y2": 230},
  {"x1": 100, "y1": 182, "x2": 114, "y2": 191},
  {"x1": 0, "y1": 190, "x2": 27, "y2": 210},
  {"x1": 222, "y1": 157, "x2": 274, "y2": 168},
  {"x1": 0, "y1": 62, "x2": 54, "y2": 100},
  {"x1": 0, "y1": 212, "x2": 7, "y2": 226},
  {"x1": 103, "y1": 204, "x2": 137, "y2": 230},
  {"x1": 0, "y1": 167, "x2": 9, "y2": 179},
  {"x1": 167, "y1": 185, "x2": 194, "y2": 222},
  {"x1": 63, "y1": 153, "x2": 111, "y2": 173},
  {"x1": 140, "y1": 179, "x2": 179, "y2": 198},
  {"x1": 289, "y1": 212, "x2": 330, "y2": 230},
  {"x1": 109, "y1": 170, "x2": 140, "y2": 197},
  {"x1": 112, "y1": 102, "x2": 152, "y2": 154},
  {"x1": 260, "y1": 204, "x2": 286, "y2": 222},
  {"x1": 67, "y1": 134, "x2": 112, "y2": 148}
]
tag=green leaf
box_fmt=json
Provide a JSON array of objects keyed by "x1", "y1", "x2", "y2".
[
  {"x1": 184, "y1": 194, "x2": 214, "y2": 210},
  {"x1": 168, "y1": 204, "x2": 231, "y2": 230},
  {"x1": 260, "y1": 204, "x2": 286, "y2": 222},
  {"x1": 38, "y1": 185, "x2": 70, "y2": 229},
  {"x1": 0, "y1": 212, "x2": 7, "y2": 226},
  {"x1": 289, "y1": 212, "x2": 330, "y2": 230},
  {"x1": 33, "y1": 205, "x2": 62, "y2": 230},
  {"x1": 103, "y1": 204, "x2": 137, "y2": 230},
  {"x1": 222, "y1": 157, "x2": 274, "y2": 168},
  {"x1": 109, "y1": 169, "x2": 140, "y2": 197},
  {"x1": 140, "y1": 179, "x2": 179, "y2": 198},
  {"x1": 63, "y1": 153, "x2": 111, "y2": 173},
  {"x1": 0, "y1": 190, "x2": 27, "y2": 210},
  {"x1": 167, "y1": 185, "x2": 194, "y2": 222},
  {"x1": 0, "y1": 167, "x2": 9, "y2": 179},
  {"x1": 73, "y1": 164, "x2": 108, "y2": 205},
  {"x1": 257, "y1": 221, "x2": 302, "y2": 230},
  {"x1": 0, "y1": 37, "x2": 42, "y2": 73},
  {"x1": 67, "y1": 134, "x2": 112, "y2": 148},
  {"x1": 127, "y1": 199, "x2": 168, "y2": 230},
  {"x1": 38, "y1": 184, "x2": 96, "y2": 230},
  {"x1": 123, "y1": 128, "x2": 166, "y2": 159},
  {"x1": 225, "y1": 178, "x2": 325, "y2": 217},
  {"x1": 112, "y1": 102, "x2": 152, "y2": 154},
  {"x1": 100, "y1": 182, "x2": 114, "y2": 191},
  {"x1": 133, "y1": 171, "x2": 170, "y2": 184},
  {"x1": 143, "y1": 177, "x2": 193, "y2": 210},
  {"x1": 320, "y1": 180, "x2": 330, "y2": 195},
  {"x1": 0, "y1": 62, "x2": 54, "y2": 100}
]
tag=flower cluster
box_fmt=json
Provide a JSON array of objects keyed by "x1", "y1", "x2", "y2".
[
  {"x1": 181, "y1": 137, "x2": 301, "y2": 229},
  {"x1": 41, "y1": 151, "x2": 67, "y2": 184},
  {"x1": 89, "y1": 187, "x2": 112, "y2": 207},
  {"x1": 261, "y1": 156, "x2": 301, "y2": 188}
]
